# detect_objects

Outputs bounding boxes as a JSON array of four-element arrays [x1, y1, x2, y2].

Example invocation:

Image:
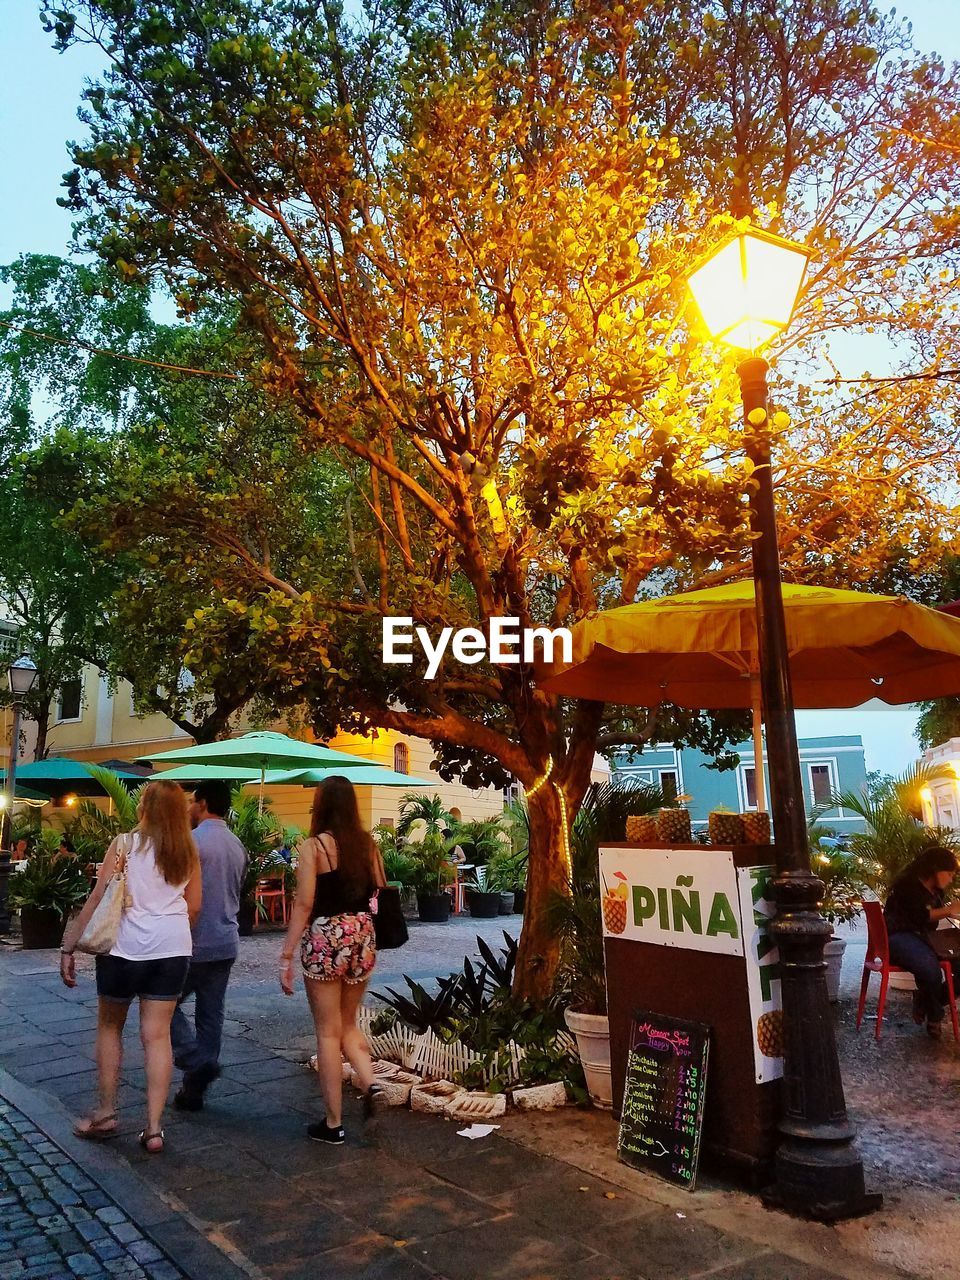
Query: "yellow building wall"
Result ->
[[39, 668, 506, 835]]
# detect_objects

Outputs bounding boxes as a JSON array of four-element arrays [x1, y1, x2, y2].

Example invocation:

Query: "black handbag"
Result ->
[[373, 887, 409, 950]]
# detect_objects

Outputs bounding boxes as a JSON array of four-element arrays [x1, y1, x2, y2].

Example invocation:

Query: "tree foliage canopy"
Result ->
[[31, 0, 960, 993]]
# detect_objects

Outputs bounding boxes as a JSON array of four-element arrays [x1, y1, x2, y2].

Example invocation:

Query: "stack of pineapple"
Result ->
[[656, 806, 692, 843], [625, 814, 659, 844], [741, 811, 771, 844], [708, 810, 745, 844]]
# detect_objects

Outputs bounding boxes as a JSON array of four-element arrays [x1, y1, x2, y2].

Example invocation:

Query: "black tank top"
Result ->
[[310, 835, 375, 917]]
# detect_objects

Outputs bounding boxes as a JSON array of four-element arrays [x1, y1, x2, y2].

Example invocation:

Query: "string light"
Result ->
[[526, 757, 572, 884]]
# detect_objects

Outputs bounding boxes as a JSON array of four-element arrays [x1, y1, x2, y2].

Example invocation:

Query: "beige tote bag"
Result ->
[[75, 834, 131, 956]]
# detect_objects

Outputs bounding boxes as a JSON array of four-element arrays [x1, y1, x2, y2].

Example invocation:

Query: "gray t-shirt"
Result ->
[[191, 818, 246, 963]]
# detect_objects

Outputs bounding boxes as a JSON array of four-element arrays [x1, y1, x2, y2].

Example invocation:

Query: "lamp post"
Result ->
[[687, 229, 878, 1219], [0, 656, 39, 934]]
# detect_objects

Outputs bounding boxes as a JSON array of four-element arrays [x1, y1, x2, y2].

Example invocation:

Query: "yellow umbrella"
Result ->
[[540, 581, 960, 809]]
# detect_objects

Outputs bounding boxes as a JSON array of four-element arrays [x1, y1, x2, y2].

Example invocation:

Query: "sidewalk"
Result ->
[[1, 923, 958, 1280]]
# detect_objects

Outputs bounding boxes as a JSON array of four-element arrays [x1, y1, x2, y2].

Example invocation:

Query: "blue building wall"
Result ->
[[612, 734, 867, 833]]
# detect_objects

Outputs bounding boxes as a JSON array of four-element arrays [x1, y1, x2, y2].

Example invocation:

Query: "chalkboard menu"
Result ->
[[617, 1010, 710, 1190]]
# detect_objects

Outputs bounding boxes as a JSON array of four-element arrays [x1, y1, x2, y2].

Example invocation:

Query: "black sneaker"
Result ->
[[173, 1086, 204, 1112], [307, 1120, 345, 1144], [363, 1084, 386, 1121], [192, 1063, 221, 1091]]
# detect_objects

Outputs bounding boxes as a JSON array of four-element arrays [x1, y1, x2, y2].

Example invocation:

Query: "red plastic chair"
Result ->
[[254, 876, 288, 927], [856, 899, 959, 1041]]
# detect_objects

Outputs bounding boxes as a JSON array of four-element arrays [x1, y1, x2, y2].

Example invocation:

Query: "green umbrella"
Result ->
[[265, 765, 432, 788], [138, 731, 385, 811], [150, 764, 261, 784], [0, 758, 141, 798], [1, 782, 49, 805]]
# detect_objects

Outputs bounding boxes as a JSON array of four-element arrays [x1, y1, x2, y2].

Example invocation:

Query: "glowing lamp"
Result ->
[[687, 228, 810, 352], [7, 657, 39, 699]]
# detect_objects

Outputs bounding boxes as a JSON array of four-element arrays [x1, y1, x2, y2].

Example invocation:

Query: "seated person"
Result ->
[[11, 837, 30, 862], [884, 846, 960, 1039], [57, 835, 76, 860]]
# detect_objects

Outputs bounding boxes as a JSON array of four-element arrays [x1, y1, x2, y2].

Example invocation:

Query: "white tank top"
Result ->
[[111, 832, 193, 962]]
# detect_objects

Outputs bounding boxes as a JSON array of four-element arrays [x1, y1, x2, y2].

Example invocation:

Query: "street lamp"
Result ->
[[0, 656, 39, 934], [688, 228, 878, 1219]]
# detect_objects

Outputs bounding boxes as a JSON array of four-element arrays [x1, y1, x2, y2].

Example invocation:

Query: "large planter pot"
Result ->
[[498, 891, 515, 915], [512, 888, 526, 915], [20, 907, 64, 950], [564, 1008, 612, 1109], [824, 936, 847, 1003], [238, 899, 256, 937], [417, 893, 451, 923], [467, 890, 502, 919]]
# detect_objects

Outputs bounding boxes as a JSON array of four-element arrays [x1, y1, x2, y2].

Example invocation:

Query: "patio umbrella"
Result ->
[[138, 731, 386, 810], [265, 765, 433, 788], [540, 580, 960, 809], [150, 764, 262, 784], [2, 782, 49, 805], [0, 758, 143, 798]]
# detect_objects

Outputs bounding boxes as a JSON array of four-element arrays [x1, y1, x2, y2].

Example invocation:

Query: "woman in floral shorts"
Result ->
[[279, 776, 386, 1144]]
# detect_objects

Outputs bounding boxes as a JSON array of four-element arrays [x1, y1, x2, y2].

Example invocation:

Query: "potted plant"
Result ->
[[487, 847, 527, 914], [465, 864, 502, 918], [229, 792, 296, 935], [550, 781, 665, 1108], [9, 843, 89, 949], [811, 833, 866, 1002], [409, 832, 455, 922]]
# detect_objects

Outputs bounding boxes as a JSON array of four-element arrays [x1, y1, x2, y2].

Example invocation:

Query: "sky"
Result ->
[[2, 2, 960, 777]]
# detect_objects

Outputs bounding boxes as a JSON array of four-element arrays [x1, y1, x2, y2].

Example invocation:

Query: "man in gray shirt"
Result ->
[[171, 780, 246, 1111]]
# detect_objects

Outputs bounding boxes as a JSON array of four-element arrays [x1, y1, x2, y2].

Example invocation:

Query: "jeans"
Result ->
[[887, 932, 957, 1023], [170, 958, 234, 1076]]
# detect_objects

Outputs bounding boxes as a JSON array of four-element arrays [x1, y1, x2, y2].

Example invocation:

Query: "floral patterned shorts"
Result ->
[[300, 912, 376, 984]]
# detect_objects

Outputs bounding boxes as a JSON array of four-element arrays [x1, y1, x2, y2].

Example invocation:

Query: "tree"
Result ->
[[1, 255, 354, 743], [47, 0, 960, 996], [0, 424, 117, 760]]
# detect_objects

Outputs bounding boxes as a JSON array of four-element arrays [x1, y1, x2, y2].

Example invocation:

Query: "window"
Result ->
[[379, 817, 395, 830], [809, 764, 833, 807], [742, 766, 758, 810], [56, 678, 83, 722], [659, 769, 678, 804], [0, 621, 19, 663], [393, 742, 409, 774]]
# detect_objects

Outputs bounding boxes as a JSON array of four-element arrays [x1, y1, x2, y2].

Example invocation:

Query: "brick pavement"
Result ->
[[0, 1098, 179, 1280], [2, 922, 957, 1280]]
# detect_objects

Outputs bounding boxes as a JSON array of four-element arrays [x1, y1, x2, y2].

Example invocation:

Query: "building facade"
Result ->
[[28, 665, 508, 831], [919, 737, 960, 831], [613, 734, 868, 833]]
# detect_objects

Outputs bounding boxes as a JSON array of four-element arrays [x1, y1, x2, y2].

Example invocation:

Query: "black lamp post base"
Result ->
[[763, 1139, 882, 1221]]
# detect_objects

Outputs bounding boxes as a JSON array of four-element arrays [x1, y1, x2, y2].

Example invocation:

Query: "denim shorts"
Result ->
[[96, 954, 190, 1003]]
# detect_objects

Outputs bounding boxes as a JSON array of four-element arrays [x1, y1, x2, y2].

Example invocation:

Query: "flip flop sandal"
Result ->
[[138, 1129, 165, 1154], [73, 1113, 118, 1141]]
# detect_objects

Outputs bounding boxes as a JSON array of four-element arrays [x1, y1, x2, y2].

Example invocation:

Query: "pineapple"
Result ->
[[626, 814, 660, 844], [656, 807, 692, 844], [708, 810, 745, 845], [742, 811, 772, 844], [757, 1010, 784, 1058]]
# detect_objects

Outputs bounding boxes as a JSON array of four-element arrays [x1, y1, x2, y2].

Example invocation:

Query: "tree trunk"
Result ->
[[31, 702, 50, 761], [513, 782, 570, 1002]]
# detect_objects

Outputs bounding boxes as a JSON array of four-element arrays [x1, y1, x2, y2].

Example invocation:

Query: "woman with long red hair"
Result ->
[[279, 775, 386, 1143], [60, 781, 201, 1153]]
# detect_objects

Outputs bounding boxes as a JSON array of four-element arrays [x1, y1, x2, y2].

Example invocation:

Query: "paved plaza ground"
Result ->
[[1, 916, 958, 1280]]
